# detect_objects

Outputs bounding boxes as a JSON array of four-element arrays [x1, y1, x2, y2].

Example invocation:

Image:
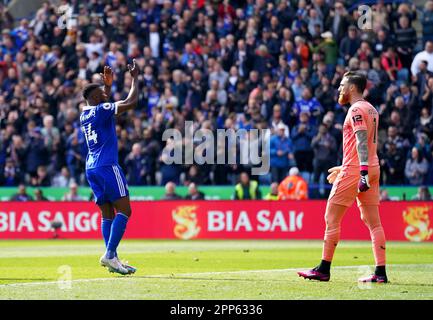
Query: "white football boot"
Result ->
[[117, 257, 137, 274], [100, 255, 129, 275]]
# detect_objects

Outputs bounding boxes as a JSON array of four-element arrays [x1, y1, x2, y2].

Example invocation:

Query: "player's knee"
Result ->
[[122, 208, 132, 217], [360, 206, 381, 229], [366, 220, 381, 231], [324, 213, 337, 228]]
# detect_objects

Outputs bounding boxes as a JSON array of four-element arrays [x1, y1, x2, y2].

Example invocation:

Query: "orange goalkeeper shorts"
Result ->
[[328, 165, 380, 208]]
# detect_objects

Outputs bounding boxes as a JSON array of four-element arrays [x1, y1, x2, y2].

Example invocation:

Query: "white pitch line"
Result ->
[[172, 263, 433, 277], [0, 263, 432, 289]]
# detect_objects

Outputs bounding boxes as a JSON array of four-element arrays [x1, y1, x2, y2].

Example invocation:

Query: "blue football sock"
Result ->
[[101, 218, 113, 248], [101, 218, 118, 257], [106, 213, 129, 259]]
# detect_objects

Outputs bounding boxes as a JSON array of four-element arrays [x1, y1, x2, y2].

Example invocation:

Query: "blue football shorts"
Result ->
[[86, 164, 129, 205]]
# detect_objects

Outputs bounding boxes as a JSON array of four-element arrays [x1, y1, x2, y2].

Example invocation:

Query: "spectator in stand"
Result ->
[[41, 114, 60, 158], [278, 167, 308, 200], [206, 79, 227, 106], [422, 1, 433, 45], [373, 29, 390, 57], [34, 188, 49, 201], [269, 104, 290, 138], [411, 41, 433, 77], [10, 184, 32, 201], [52, 167, 76, 187], [269, 122, 294, 183], [157, 86, 179, 111], [414, 133, 432, 161], [142, 128, 160, 185], [264, 182, 279, 200], [313, 31, 338, 77], [25, 127, 49, 180], [125, 143, 146, 185], [382, 126, 410, 155], [171, 69, 188, 108], [184, 183, 205, 200], [162, 181, 182, 200], [159, 138, 182, 185], [62, 182, 84, 201], [0, 158, 21, 186], [380, 141, 406, 185], [234, 172, 261, 200], [325, 1, 352, 44], [405, 147, 430, 185], [415, 108, 433, 142], [322, 112, 342, 150], [395, 16, 417, 70], [30, 165, 51, 187], [315, 75, 336, 113], [339, 25, 360, 64], [311, 123, 337, 196], [294, 36, 310, 69], [414, 186, 432, 200], [184, 165, 206, 186], [379, 189, 391, 201], [381, 46, 408, 84], [415, 60, 433, 101], [293, 87, 323, 126], [291, 111, 315, 179]]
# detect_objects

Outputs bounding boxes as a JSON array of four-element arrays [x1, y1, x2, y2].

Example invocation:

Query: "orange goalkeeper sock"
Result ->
[[370, 225, 386, 266], [322, 225, 340, 263]]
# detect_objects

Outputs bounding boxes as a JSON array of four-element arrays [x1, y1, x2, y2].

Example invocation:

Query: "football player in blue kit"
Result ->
[[80, 60, 139, 275]]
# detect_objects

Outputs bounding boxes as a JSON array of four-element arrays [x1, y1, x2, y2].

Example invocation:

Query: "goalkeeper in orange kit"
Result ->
[[297, 72, 387, 283]]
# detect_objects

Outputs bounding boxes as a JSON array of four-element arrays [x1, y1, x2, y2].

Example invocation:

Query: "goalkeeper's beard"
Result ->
[[338, 92, 349, 105]]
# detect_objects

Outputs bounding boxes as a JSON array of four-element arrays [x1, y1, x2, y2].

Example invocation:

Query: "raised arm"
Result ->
[[100, 65, 113, 97], [115, 59, 140, 115]]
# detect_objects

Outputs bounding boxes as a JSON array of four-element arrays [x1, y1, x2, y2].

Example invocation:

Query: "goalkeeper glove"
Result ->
[[358, 165, 370, 192]]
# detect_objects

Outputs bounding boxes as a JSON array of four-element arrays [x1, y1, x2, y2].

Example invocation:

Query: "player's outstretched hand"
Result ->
[[100, 66, 113, 86], [127, 59, 139, 79], [326, 166, 341, 184]]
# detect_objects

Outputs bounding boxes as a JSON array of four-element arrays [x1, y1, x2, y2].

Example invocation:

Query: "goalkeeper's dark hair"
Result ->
[[82, 83, 101, 100], [343, 71, 367, 93]]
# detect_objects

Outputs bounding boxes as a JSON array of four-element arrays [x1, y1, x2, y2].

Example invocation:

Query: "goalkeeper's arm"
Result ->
[[355, 130, 370, 192]]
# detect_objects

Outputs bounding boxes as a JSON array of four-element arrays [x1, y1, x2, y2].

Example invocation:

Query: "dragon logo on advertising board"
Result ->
[[402, 206, 433, 242], [172, 205, 201, 240]]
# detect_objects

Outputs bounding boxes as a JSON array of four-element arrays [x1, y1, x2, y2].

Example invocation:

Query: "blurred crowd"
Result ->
[[0, 0, 433, 194]]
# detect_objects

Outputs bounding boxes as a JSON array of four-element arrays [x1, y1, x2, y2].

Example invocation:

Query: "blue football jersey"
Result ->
[[80, 102, 118, 170]]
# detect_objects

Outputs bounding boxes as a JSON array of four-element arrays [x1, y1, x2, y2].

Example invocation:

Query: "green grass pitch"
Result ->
[[0, 240, 432, 300]]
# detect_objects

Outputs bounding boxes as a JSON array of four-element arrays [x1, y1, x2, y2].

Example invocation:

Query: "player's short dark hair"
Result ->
[[344, 71, 367, 93], [82, 83, 101, 100]]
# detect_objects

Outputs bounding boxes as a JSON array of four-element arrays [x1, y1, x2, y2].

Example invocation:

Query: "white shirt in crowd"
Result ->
[[150, 32, 160, 58], [410, 50, 433, 76]]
